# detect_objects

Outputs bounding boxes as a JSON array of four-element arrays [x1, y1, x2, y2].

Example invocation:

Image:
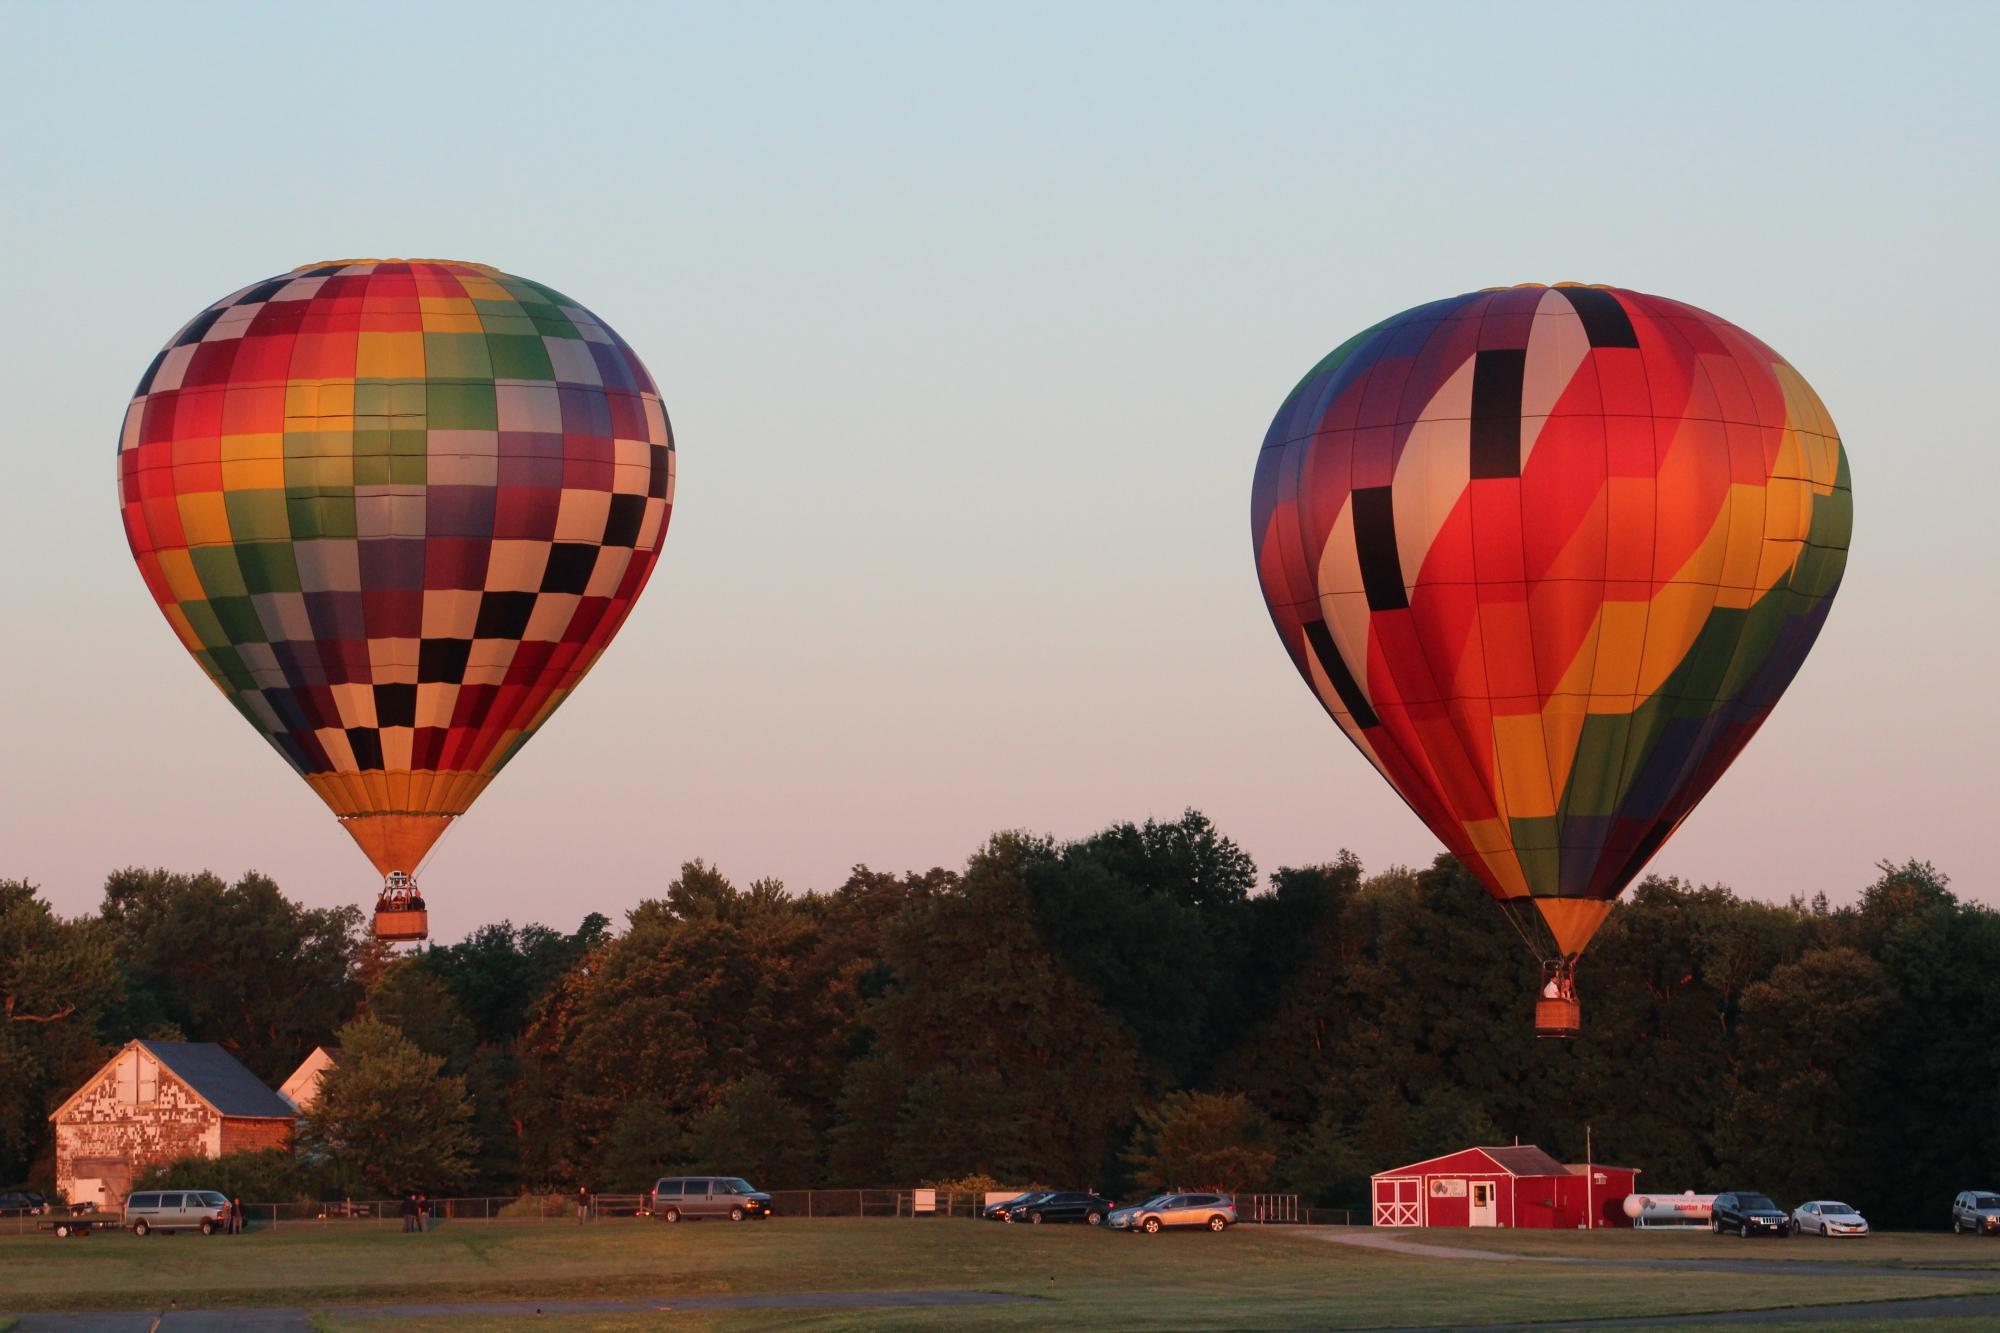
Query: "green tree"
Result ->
[[1026, 811, 1260, 1085], [846, 834, 1142, 1185], [421, 915, 609, 1049], [1718, 945, 1893, 1200], [1123, 1091, 1279, 1193], [0, 880, 122, 1185], [298, 1018, 474, 1193], [522, 863, 856, 1181], [595, 1101, 684, 1192], [366, 960, 476, 1071], [99, 867, 361, 1082], [683, 1073, 819, 1184]]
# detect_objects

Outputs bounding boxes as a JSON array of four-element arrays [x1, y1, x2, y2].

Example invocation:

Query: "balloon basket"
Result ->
[[374, 907, 429, 942], [1535, 996, 1581, 1038]]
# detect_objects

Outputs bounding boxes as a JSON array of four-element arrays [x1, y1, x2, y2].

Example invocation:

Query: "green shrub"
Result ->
[[131, 1149, 314, 1203], [496, 1192, 567, 1220]]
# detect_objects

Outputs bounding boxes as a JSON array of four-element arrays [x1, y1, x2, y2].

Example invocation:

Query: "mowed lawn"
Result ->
[[3, 1219, 1999, 1330]]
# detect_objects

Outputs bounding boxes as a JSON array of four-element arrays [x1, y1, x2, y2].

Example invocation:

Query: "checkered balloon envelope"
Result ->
[[117, 260, 675, 900]]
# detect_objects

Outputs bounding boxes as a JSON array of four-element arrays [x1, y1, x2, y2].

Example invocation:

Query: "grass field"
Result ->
[[2, 1219, 1998, 1329]]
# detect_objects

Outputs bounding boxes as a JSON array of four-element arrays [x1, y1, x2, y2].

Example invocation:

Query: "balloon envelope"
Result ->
[[1251, 284, 1850, 956], [117, 259, 674, 882]]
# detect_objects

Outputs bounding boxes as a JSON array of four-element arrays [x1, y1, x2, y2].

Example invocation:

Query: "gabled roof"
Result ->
[[138, 1041, 296, 1119], [1481, 1146, 1569, 1177], [1374, 1144, 1570, 1178]]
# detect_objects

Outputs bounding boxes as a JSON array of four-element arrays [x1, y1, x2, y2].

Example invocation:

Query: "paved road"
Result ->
[[1314, 1230, 2000, 1326], [1351, 1292, 2000, 1329], [1316, 1229, 2000, 1280], [4, 1289, 1032, 1330]]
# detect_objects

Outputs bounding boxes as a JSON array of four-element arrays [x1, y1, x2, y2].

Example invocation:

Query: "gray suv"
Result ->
[[1953, 1191, 2000, 1235], [650, 1176, 773, 1222], [124, 1190, 231, 1235]]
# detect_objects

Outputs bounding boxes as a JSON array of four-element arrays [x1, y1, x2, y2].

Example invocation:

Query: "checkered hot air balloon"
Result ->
[[117, 260, 675, 941], [1251, 283, 1851, 1035]]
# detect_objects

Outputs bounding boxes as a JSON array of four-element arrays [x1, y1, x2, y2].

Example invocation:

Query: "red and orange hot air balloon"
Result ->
[[117, 259, 674, 941], [1251, 283, 1851, 1034]]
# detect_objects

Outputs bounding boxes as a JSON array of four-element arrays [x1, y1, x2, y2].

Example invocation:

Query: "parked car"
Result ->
[[1710, 1192, 1792, 1237], [649, 1176, 773, 1222], [1952, 1191, 2000, 1235], [1792, 1200, 1869, 1237], [0, 1190, 50, 1216], [1010, 1191, 1116, 1226], [983, 1191, 1052, 1222], [1108, 1192, 1236, 1234], [123, 1190, 232, 1236]]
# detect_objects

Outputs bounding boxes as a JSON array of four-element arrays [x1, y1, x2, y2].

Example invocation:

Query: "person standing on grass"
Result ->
[[418, 1191, 431, 1232], [577, 1185, 590, 1225], [230, 1196, 244, 1235], [401, 1191, 418, 1233]]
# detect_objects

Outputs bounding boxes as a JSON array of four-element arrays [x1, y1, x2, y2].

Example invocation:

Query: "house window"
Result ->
[[115, 1052, 159, 1105]]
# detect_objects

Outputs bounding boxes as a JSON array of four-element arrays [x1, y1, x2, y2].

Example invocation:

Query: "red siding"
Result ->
[[220, 1118, 294, 1155], [1372, 1148, 1641, 1229]]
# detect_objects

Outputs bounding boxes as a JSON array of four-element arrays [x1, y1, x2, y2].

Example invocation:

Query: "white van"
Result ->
[[124, 1190, 231, 1235]]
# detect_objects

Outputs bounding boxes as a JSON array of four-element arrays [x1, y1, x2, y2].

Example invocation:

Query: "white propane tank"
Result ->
[[1622, 1191, 1717, 1227]]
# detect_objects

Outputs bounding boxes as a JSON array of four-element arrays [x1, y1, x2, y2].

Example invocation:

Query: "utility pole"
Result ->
[[1586, 1124, 1594, 1230]]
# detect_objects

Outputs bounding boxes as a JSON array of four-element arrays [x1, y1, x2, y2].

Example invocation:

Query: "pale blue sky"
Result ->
[[3, 1, 1994, 935]]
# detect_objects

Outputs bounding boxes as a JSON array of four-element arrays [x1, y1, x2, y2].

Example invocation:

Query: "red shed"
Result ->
[[1371, 1145, 1639, 1229]]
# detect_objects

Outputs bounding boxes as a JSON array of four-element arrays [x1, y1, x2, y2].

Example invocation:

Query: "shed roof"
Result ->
[[140, 1041, 296, 1119], [1374, 1144, 1571, 1179], [1481, 1146, 1569, 1177]]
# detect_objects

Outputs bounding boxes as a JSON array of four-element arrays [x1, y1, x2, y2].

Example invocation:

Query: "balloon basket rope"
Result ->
[[1535, 959, 1580, 1038], [374, 871, 429, 943]]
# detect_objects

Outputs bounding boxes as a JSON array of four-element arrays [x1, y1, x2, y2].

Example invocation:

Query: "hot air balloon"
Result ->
[[1251, 283, 1850, 1035], [117, 259, 674, 942]]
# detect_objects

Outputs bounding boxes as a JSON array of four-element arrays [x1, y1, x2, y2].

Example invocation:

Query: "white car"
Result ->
[[1792, 1200, 1869, 1237]]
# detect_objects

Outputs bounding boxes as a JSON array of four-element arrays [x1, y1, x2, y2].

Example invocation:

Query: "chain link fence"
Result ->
[[6, 1190, 1365, 1236]]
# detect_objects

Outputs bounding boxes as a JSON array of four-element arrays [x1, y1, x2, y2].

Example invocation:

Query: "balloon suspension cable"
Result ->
[[373, 871, 431, 946], [376, 870, 426, 913], [1499, 899, 1586, 1037]]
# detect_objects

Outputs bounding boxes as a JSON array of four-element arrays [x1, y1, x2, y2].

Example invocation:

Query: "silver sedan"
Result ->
[[1792, 1200, 1869, 1237]]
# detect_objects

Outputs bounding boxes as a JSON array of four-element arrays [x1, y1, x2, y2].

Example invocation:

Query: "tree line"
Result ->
[[1, 814, 1990, 1227]]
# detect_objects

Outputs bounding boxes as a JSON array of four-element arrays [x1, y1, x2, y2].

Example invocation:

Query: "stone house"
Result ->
[[50, 1040, 297, 1209]]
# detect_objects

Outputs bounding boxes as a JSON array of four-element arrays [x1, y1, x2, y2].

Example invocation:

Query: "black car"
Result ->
[[0, 1190, 49, 1216], [1711, 1191, 1792, 1237], [983, 1191, 1052, 1221], [1011, 1191, 1116, 1226]]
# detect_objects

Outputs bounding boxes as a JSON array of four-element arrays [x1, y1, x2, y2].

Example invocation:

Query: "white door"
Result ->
[[1470, 1181, 1497, 1227]]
